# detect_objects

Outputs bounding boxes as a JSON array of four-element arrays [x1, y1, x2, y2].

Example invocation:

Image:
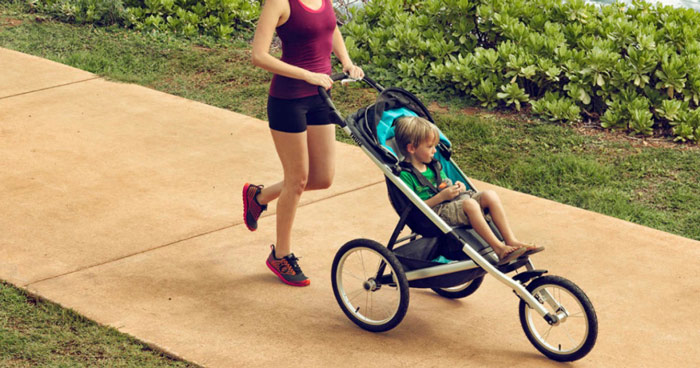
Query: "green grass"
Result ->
[[0, 282, 197, 367], [0, 2, 698, 364], [437, 112, 700, 240]]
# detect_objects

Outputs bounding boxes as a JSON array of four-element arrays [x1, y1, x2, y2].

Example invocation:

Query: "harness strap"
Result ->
[[399, 159, 443, 195]]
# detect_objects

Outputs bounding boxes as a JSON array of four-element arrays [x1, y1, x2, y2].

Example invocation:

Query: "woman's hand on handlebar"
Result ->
[[305, 72, 333, 90], [343, 63, 364, 80], [307, 64, 364, 92]]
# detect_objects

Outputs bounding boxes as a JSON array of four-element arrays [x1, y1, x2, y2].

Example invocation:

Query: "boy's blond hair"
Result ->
[[394, 116, 439, 159]]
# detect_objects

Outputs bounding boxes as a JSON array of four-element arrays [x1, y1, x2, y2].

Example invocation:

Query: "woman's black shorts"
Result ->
[[267, 94, 332, 133]]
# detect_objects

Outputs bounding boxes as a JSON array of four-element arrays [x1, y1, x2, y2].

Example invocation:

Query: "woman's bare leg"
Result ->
[[305, 124, 335, 190], [256, 181, 283, 205], [269, 129, 308, 258], [255, 124, 335, 204]]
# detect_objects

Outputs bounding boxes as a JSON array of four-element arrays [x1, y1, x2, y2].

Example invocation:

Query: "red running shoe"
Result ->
[[242, 183, 267, 231], [266, 245, 310, 287]]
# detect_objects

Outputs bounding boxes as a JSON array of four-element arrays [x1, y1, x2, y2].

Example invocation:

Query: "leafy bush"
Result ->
[[531, 91, 581, 123], [123, 0, 260, 39], [32, 0, 261, 39], [345, 0, 700, 143], [32, 0, 128, 25]]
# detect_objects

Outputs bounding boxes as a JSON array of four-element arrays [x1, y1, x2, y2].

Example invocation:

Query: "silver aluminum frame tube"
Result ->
[[404, 259, 480, 281], [345, 125, 550, 318]]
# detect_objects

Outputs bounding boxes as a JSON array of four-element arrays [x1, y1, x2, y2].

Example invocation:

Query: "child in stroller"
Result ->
[[393, 115, 544, 265]]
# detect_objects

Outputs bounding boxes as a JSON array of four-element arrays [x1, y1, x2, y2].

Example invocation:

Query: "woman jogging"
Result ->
[[243, 0, 364, 286]]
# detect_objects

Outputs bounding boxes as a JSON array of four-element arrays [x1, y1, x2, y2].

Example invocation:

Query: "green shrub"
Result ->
[[672, 107, 700, 142], [32, 0, 260, 39], [32, 0, 128, 25], [125, 0, 260, 39], [345, 0, 700, 143], [530, 91, 581, 123]]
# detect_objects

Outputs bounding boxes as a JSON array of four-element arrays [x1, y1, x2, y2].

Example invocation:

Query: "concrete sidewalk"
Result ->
[[2, 47, 699, 367]]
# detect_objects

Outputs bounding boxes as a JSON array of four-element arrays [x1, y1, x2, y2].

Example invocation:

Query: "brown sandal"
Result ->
[[497, 247, 527, 265]]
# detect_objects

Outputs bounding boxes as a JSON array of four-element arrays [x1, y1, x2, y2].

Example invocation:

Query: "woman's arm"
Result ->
[[332, 26, 364, 79], [251, 0, 332, 89]]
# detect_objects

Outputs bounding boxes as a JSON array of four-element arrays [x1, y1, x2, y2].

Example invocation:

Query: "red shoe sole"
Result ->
[[242, 183, 256, 232], [266, 260, 310, 287]]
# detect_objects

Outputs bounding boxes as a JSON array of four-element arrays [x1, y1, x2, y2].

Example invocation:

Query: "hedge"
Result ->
[[344, 0, 700, 142]]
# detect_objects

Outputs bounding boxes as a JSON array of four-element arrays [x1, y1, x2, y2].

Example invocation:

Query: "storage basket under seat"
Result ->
[[392, 230, 489, 289]]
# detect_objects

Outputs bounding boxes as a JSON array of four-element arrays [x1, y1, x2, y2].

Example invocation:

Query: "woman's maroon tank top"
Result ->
[[269, 0, 336, 99]]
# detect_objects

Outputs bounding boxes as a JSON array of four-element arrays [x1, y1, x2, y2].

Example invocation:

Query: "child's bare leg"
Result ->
[[478, 190, 531, 249], [461, 198, 518, 259]]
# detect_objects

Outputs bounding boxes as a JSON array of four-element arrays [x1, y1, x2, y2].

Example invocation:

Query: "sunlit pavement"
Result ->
[[2, 47, 699, 367]]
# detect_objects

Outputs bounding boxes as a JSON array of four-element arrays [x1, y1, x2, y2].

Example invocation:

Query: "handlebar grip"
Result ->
[[317, 73, 383, 127], [318, 73, 349, 99], [331, 73, 350, 82]]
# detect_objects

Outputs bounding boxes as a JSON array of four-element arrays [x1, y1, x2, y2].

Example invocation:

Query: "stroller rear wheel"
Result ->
[[519, 275, 598, 362], [331, 238, 409, 332], [430, 275, 484, 299]]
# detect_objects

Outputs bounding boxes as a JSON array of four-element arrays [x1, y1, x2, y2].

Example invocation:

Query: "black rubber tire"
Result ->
[[331, 238, 409, 332], [430, 275, 484, 299], [519, 275, 598, 362]]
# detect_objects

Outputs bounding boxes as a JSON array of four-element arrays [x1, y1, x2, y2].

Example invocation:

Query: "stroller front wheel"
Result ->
[[519, 275, 598, 362], [331, 238, 409, 332]]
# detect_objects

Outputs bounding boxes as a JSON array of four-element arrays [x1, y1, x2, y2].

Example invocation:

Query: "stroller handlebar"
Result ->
[[318, 73, 383, 127]]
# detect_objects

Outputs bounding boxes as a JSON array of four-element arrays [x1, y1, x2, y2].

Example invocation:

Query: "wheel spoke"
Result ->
[[346, 288, 365, 303], [359, 250, 367, 279], [376, 301, 393, 320], [364, 288, 369, 316], [563, 324, 577, 347], [542, 324, 553, 341], [344, 271, 365, 282]]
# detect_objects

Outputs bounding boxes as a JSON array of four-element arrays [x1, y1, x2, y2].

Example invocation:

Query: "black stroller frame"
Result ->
[[319, 74, 598, 362]]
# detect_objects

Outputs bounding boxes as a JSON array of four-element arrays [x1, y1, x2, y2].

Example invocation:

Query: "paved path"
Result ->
[[2, 47, 699, 367]]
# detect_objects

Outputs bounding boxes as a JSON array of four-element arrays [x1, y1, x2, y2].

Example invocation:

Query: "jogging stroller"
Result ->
[[319, 74, 598, 362]]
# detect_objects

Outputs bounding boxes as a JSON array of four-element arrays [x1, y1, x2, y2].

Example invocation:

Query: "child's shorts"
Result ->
[[432, 190, 483, 227]]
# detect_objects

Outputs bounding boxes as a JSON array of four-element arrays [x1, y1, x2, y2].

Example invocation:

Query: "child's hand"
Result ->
[[456, 181, 467, 193], [438, 178, 453, 191], [439, 184, 461, 201]]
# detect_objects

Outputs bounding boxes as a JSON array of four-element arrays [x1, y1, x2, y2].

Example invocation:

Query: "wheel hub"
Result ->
[[363, 279, 378, 291]]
